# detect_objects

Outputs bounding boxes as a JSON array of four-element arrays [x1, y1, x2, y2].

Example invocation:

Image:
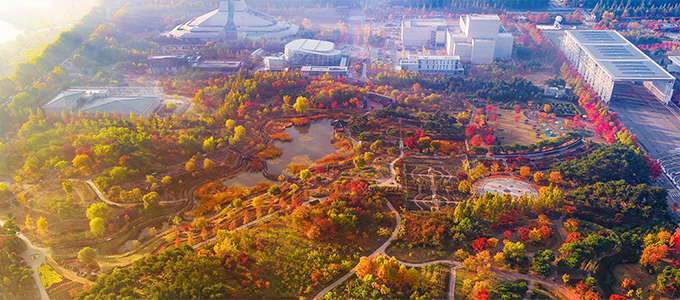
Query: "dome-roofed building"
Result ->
[[168, 0, 299, 43], [284, 39, 342, 66]]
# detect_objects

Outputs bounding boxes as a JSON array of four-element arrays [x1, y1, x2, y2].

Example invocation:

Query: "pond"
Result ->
[[267, 118, 337, 175], [223, 171, 273, 188], [219, 118, 337, 188]]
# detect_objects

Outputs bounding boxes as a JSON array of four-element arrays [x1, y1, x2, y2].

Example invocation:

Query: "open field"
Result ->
[[493, 109, 543, 145]]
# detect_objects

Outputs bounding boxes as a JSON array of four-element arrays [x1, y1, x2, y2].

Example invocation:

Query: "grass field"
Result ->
[[493, 109, 543, 145]]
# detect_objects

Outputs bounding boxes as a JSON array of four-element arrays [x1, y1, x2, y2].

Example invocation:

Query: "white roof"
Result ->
[[409, 55, 461, 60], [404, 18, 447, 27], [168, 0, 299, 40], [285, 39, 341, 56], [566, 30, 674, 80], [467, 14, 500, 20]]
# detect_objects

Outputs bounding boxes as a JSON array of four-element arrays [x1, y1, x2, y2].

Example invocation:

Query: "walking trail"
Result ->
[[313, 148, 463, 300]]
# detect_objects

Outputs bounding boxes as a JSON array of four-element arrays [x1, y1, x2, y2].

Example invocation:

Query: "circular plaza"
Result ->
[[476, 177, 538, 198]]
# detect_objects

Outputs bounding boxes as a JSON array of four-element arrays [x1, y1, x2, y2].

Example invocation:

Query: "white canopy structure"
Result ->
[[561, 30, 674, 104], [168, 0, 299, 43]]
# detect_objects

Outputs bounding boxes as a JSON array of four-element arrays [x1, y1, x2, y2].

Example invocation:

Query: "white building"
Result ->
[[284, 39, 343, 66], [445, 14, 513, 64], [666, 56, 680, 73], [168, 0, 299, 43], [401, 19, 448, 47], [561, 30, 675, 104], [43, 87, 163, 116], [264, 55, 287, 71], [399, 55, 464, 74]]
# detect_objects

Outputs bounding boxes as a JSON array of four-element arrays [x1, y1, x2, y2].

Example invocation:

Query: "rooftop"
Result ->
[[193, 60, 242, 68], [409, 55, 461, 60], [565, 30, 673, 80], [285, 39, 341, 55], [467, 14, 501, 20], [404, 18, 447, 27], [668, 56, 680, 65], [148, 54, 186, 60], [43, 87, 163, 116]]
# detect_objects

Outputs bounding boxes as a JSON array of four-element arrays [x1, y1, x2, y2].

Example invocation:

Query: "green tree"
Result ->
[[363, 152, 374, 162], [268, 185, 281, 196], [78, 247, 97, 263], [458, 180, 471, 194], [299, 169, 312, 181], [370, 140, 382, 152], [531, 249, 555, 277], [293, 96, 310, 113], [191, 217, 208, 230], [62, 181, 73, 194], [142, 192, 160, 210], [353, 156, 366, 169], [503, 241, 526, 265], [202, 136, 217, 153], [86, 203, 110, 222], [90, 217, 105, 237], [2, 219, 19, 235]]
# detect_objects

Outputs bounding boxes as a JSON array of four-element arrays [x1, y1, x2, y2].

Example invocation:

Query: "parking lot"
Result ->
[[609, 82, 680, 159]]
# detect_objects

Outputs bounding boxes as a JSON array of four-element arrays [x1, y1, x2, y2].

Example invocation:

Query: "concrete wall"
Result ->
[[453, 43, 472, 61], [471, 39, 495, 64], [402, 26, 435, 46], [494, 33, 514, 60], [464, 16, 500, 40]]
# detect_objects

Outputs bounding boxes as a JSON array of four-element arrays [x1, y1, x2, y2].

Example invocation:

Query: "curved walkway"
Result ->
[[0, 220, 50, 300], [84, 180, 186, 207], [313, 147, 463, 300]]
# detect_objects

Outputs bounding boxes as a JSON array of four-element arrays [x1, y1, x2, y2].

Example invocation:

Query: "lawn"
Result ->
[[610, 263, 659, 299], [492, 109, 543, 145]]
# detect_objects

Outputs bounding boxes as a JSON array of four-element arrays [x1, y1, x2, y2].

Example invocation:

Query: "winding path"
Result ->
[[0, 220, 49, 300], [313, 147, 463, 300]]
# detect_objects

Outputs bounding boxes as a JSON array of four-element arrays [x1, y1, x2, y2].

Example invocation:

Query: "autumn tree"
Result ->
[[299, 169, 312, 181], [533, 172, 545, 182], [86, 203, 110, 222], [203, 158, 215, 169], [459, 180, 471, 194], [549, 171, 562, 184], [520, 166, 531, 177], [37, 216, 48, 234], [78, 247, 97, 263], [191, 217, 208, 230], [142, 192, 160, 210], [503, 241, 526, 265], [25, 215, 34, 230], [90, 217, 105, 237], [185, 160, 196, 172], [62, 181, 73, 194], [293, 96, 310, 113]]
